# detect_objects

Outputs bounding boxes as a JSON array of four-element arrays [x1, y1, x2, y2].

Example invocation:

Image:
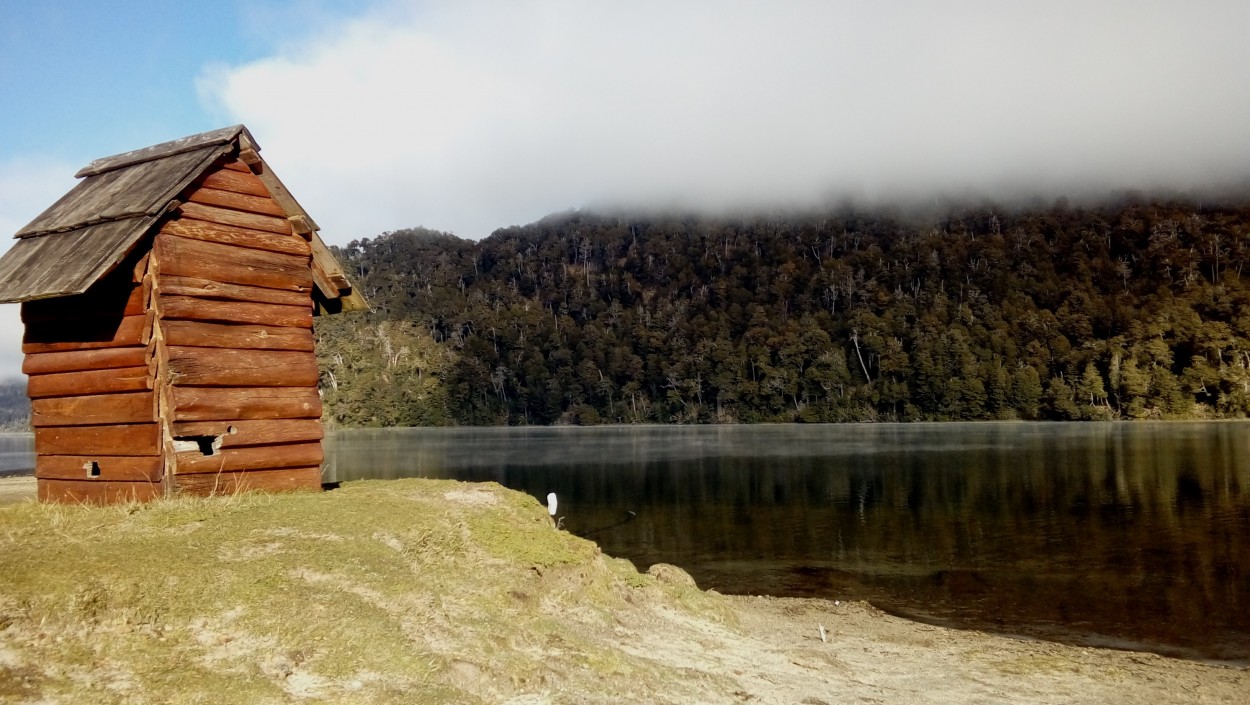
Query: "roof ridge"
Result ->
[[74, 125, 255, 178]]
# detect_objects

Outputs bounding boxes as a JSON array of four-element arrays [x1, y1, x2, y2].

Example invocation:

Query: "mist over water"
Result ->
[[329, 422, 1250, 663]]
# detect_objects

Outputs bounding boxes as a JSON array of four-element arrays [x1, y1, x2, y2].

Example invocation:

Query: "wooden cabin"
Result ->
[[0, 125, 366, 504]]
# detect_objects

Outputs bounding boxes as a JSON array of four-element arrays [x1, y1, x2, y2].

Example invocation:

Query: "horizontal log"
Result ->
[[28, 366, 151, 399], [161, 320, 314, 352], [173, 467, 322, 497], [159, 296, 312, 328], [23, 347, 149, 375], [23, 315, 147, 354], [201, 167, 269, 197], [35, 424, 161, 457], [178, 201, 292, 235], [175, 441, 323, 474], [22, 283, 145, 323], [155, 233, 312, 291], [31, 392, 155, 427], [37, 454, 163, 482], [167, 347, 319, 387], [220, 159, 252, 173], [173, 387, 322, 422], [38, 479, 163, 505], [170, 419, 324, 448], [186, 186, 287, 218], [157, 275, 311, 307], [161, 218, 311, 257]]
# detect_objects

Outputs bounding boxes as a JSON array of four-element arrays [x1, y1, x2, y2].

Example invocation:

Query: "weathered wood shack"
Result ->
[[0, 125, 366, 504]]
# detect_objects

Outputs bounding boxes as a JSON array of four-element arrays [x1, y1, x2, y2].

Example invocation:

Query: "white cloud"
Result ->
[[201, 0, 1250, 242], [0, 156, 77, 380]]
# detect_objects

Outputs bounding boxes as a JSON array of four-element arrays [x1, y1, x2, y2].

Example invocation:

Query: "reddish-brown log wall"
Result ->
[[28, 156, 327, 503], [24, 250, 160, 503], [155, 158, 323, 497]]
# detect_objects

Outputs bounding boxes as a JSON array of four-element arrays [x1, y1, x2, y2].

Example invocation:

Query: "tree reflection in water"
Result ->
[[328, 422, 1250, 663]]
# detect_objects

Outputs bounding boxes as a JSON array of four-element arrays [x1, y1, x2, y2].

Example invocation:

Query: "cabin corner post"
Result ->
[[146, 244, 177, 497]]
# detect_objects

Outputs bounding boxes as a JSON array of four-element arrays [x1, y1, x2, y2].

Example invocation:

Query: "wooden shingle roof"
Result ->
[[0, 125, 366, 313]]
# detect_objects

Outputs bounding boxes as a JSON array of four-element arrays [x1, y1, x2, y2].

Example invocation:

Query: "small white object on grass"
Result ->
[[546, 492, 558, 516], [818, 624, 827, 643]]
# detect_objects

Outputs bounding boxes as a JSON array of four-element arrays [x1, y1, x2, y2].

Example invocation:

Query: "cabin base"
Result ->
[[36, 467, 323, 505]]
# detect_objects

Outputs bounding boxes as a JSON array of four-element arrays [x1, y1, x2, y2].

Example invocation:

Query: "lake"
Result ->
[[327, 422, 1250, 664]]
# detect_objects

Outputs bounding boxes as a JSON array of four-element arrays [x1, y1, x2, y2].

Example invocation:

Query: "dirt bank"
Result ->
[[0, 478, 1244, 704]]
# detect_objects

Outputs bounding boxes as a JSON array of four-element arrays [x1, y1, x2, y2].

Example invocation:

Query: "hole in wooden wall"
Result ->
[[84, 461, 101, 478], [172, 435, 223, 456]]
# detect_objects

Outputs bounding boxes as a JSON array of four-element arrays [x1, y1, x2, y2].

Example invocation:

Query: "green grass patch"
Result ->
[[0, 478, 712, 704]]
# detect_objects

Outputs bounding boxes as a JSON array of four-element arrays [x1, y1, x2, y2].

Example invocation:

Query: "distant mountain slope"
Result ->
[[316, 197, 1250, 425], [0, 378, 30, 431]]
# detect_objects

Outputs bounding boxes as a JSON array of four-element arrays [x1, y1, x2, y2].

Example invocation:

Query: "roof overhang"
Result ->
[[0, 125, 367, 313]]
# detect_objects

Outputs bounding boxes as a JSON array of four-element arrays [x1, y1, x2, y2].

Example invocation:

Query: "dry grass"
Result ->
[[0, 479, 715, 704]]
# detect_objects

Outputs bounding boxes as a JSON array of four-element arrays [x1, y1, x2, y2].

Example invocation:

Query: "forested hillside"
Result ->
[[0, 379, 30, 430], [315, 197, 1250, 426]]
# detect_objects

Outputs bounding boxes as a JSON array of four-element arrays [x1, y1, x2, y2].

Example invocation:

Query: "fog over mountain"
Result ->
[[202, 0, 1250, 242]]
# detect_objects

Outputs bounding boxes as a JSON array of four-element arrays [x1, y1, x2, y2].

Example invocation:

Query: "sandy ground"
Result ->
[[612, 588, 1249, 705], [0, 476, 33, 505]]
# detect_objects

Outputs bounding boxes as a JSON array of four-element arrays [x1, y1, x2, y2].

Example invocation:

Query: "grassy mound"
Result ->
[[0, 479, 725, 704]]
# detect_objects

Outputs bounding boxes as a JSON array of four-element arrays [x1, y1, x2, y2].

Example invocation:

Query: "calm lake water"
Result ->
[[327, 422, 1250, 664], [0, 433, 34, 476]]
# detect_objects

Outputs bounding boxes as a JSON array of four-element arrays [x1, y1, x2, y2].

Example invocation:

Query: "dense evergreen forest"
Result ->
[[314, 196, 1250, 426]]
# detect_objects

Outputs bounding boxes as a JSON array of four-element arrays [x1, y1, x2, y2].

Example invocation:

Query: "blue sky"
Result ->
[[0, 1, 362, 161], [3, 1, 1250, 379]]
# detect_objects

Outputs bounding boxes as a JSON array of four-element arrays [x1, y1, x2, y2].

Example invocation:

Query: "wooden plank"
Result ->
[[161, 218, 311, 257], [186, 186, 287, 218], [159, 296, 312, 328], [310, 232, 368, 313], [173, 467, 322, 497], [155, 233, 313, 291], [309, 233, 352, 290], [310, 265, 338, 303], [201, 167, 270, 197], [35, 424, 161, 457], [23, 347, 149, 375], [252, 163, 320, 233], [133, 252, 150, 283], [38, 478, 162, 505], [21, 284, 145, 323], [174, 442, 322, 474], [162, 320, 314, 351], [28, 366, 151, 399], [170, 419, 324, 448], [167, 347, 319, 387], [31, 391, 155, 427], [220, 159, 253, 173], [173, 387, 322, 421], [22, 314, 146, 354], [37, 454, 163, 481], [178, 201, 293, 235], [157, 275, 311, 307]]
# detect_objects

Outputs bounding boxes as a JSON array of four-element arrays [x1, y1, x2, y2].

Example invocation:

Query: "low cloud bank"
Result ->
[[201, 1, 1250, 242]]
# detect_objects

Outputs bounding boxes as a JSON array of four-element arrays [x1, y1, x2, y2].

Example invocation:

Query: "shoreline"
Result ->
[[0, 474, 33, 504], [0, 477, 1245, 704]]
